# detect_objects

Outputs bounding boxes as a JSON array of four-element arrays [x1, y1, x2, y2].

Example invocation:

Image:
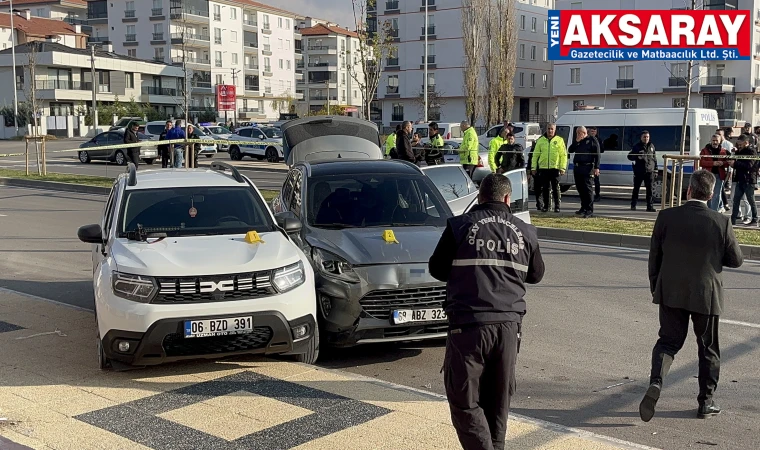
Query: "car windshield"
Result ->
[[207, 126, 230, 134], [262, 127, 282, 139], [118, 187, 275, 238], [307, 174, 451, 229]]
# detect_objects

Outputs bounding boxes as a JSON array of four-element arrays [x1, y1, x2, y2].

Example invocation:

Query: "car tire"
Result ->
[[265, 147, 278, 163], [229, 146, 242, 161], [78, 151, 91, 163], [294, 324, 320, 365], [144, 158, 155, 165], [95, 314, 113, 371], [114, 150, 127, 166]]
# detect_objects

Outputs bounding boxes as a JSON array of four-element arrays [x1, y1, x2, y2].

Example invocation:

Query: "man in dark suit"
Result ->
[[640, 169, 744, 422]]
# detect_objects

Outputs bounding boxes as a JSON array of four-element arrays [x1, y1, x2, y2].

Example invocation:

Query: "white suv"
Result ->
[[77, 162, 318, 369]]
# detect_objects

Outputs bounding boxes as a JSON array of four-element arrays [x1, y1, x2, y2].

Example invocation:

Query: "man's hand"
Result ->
[[594, 168, 600, 176], [531, 170, 537, 175], [560, 170, 566, 175], [715, 161, 723, 166]]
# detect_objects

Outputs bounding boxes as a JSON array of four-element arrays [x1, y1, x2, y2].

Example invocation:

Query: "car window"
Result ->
[[528, 125, 541, 135], [146, 124, 164, 135], [102, 184, 118, 234], [281, 169, 295, 212], [262, 128, 282, 139], [575, 126, 622, 151], [424, 166, 473, 201], [306, 174, 450, 228], [238, 128, 252, 138], [624, 125, 689, 154], [449, 126, 462, 138], [289, 169, 302, 217], [487, 126, 502, 138], [118, 187, 274, 237], [503, 169, 527, 212], [106, 132, 122, 144]]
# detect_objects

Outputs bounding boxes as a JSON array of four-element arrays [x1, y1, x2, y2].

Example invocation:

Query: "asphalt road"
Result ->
[[2, 186, 759, 450]]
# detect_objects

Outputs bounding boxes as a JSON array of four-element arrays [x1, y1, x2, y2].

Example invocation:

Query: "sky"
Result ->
[[255, 0, 357, 29]]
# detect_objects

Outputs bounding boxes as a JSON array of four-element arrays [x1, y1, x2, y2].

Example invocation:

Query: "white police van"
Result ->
[[555, 108, 720, 200]]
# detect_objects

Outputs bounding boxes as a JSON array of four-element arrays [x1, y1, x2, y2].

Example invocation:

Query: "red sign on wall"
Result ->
[[216, 85, 236, 111]]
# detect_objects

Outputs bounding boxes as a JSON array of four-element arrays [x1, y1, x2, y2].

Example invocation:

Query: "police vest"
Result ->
[[445, 202, 538, 326]]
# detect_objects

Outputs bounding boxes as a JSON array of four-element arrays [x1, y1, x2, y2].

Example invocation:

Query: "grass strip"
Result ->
[[0, 168, 279, 202], [532, 214, 760, 246]]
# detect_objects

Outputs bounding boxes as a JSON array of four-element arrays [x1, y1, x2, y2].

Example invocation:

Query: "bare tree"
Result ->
[[495, 0, 518, 124], [414, 87, 447, 121], [461, 0, 486, 125], [171, 2, 194, 166], [22, 42, 42, 174], [348, 0, 395, 121]]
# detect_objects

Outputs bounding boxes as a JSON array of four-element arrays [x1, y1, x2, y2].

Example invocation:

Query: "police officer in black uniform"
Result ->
[[429, 173, 545, 450], [569, 126, 601, 218]]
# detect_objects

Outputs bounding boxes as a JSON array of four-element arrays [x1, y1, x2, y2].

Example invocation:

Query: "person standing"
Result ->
[[568, 126, 600, 218], [588, 126, 603, 202], [385, 124, 400, 159], [640, 169, 743, 423], [426, 122, 445, 166], [627, 130, 658, 212], [494, 133, 525, 173], [741, 122, 758, 148], [186, 124, 201, 168], [123, 121, 141, 169], [394, 121, 417, 163], [716, 129, 733, 213], [429, 173, 545, 450], [460, 121, 480, 178], [158, 120, 172, 168], [488, 127, 509, 172], [166, 120, 186, 168], [729, 135, 759, 226], [531, 123, 567, 213], [700, 134, 729, 211]]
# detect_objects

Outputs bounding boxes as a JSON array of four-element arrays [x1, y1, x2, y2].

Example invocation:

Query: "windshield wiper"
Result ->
[[312, 223, 359, 229], [125, 224, 168, 242]]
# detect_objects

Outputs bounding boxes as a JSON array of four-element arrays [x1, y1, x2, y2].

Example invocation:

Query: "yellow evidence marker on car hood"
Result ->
[[383, 229, 399, 244]]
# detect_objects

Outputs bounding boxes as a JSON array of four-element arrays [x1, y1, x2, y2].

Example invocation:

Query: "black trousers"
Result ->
[[538, 169, 561, 210], [594, 174, 601, 197], [160, 147, 170, 168], [531, 172, 542, 210], [444, 322, 520, 450], [574, 164, 594, 213], [650, 305, 720, 405], [463, 164, 477, 179], [127, 148, 140, 168], [632, 172, 654, 209]]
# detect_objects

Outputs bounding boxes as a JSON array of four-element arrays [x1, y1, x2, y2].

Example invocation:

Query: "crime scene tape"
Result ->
[[0, 138, 278, 159]]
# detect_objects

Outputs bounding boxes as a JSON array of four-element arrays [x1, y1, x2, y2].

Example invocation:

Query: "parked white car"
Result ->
[[227, 126, 284, 162], [198, 124, 234, 152], [76, 163, 319, 369], [479, 122, 542, 153]]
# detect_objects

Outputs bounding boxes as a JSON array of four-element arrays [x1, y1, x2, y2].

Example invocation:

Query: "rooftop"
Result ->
[[0, 0, 86, 6], [299, 23, 358, 38], [0, 41, 173, 67], [0, 11, 84, 37], [305, 159, 423, 177], [123, 169, 253, 191]]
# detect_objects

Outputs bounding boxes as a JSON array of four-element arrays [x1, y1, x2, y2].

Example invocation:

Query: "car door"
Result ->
[[463, 169, 531, 224], [90, 132, 116, 158], [420, 165, 478, 216]]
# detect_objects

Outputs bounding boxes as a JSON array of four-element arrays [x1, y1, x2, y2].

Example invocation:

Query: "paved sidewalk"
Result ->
[[0, 291, 655, 450]]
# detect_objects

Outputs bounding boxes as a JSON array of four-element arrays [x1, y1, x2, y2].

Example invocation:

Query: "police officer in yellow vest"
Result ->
[[531, 123, 567, 213], [385, 124, 400, 158], [460, 121, 479, 178], [425, 122, 445, 165], [488, 127, 509, 172]]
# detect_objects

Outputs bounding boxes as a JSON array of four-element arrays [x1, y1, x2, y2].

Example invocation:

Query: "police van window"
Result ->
[[575, 126, 622, 151], [554, 126, 571, 145], [487, 126, 503, 138], [699, 125, 716, 151], [528, 125, 541, 136], [624, 126, 689, 153], [238, 128, 252, 138], [511, 126, 524, 135], [424, 166, 472, 202], [449, 125, 462, 138], [503, 170, 527, 212], [415, 127, 429, 138]]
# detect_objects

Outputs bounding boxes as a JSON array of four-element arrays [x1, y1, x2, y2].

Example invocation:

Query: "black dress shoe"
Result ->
[[631, 205, 637, 211], [575, 209, 585, 215], [594, 195, 601, 202], [554, 207, 561, 213], [697, 402, 722, 419], [646, 207, 657, 213], [583, 212, 593, 219], [639, 383, 661, 422], [541, 208, 548, 213]]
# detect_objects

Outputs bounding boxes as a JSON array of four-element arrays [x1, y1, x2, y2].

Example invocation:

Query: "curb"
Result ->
[[537, 226, 760, 261], [0, 177, 110, 195]]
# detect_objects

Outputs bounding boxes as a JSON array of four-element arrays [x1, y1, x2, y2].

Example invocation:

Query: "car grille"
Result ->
[[162, 327, 273, 357], [153, 272, 276, 304], [359, 286, 447, 320]]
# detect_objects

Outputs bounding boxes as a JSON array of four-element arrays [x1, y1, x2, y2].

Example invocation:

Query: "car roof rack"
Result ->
[[126, 163, 137, 186], [209, 161, 245, 183]]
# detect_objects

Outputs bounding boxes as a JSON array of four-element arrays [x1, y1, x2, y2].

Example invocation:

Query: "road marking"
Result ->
[[721, 319, 760, 329]]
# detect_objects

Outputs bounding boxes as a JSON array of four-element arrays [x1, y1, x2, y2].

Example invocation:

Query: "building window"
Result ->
[[673, 97, 687, 108], [126, 73, 134, 89], [392, 103, 404, 121], [543, 47, 547, 62], [519, 44, 525, 59], [231, 31, 238, 43], [279, 59, 284, 69], [519, 72, 525, 87], [530, 73, 535, 88], [230, 7, 237, 20], [215, 51, 223, 67], [570, 2, 582, 9], [531, 17, 537, 32], [621, 99, 637, 109], [619, 65, 633, 80], [534, 101, 540, 115], [216, 74, 224, 85], [570, 68, 581, 84], [278, 17, 283, 28], [387, 74, 399, 94], [232, 53, 238, 64], [755, 98, 760, 114], [286, 19, 290, 29], [573, 100, 585, 110], [127, 49, 136, 57], [530, 45, 536, 60], [287, 60, 291, 69], [520, 15, 525, 29], [543, 19, 548, 34], [213, 4, 221, 21], [542, 74, 548, 88], [214, 28, 222, 44], [154, 47, 164, 61]]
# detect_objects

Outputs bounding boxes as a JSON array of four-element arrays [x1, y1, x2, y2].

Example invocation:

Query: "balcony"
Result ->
[[700, 76, 736, 93], [88, 36, 111, 45], [294, 27, 302, 37], [262, 44, 272, 56], [385, 0, 400, 13], [123, 10, 136, 22], [171, 32, 211, 47], [244, 85, 259, 92], [263, 67, 273, 77], [151, 32, 165, 43], [610, 77, 637, 94], [124, 34, 138, 46], [172, 55, 210, 66], [389, 29, 399, 41], [243, 18, 258, 30], [307, 44, 337, 54], [420, 55, 436, 69], [142, 86, 178, 96], [87, 11, 108, 24], [244, 63, 259, 72], [295, 72, 303, 81], [239, 107, 260, 116], [262, 23, 272, 34], [170, 7, 209, 23], [616, 79, 634, 89], [215, 37, 222, 44], [421, 0, 436, 11], [243, 41, 258, 53], [215, 59, 223, 67], [35, 80, 92, 91], [309, 95, 338, 101], [151, 8, 164, 19], [418, 84, 436, 95], [420, 26, 436, 39], [296, 61, 305, 69], [264, 86, 273, 96], [308, 62, 336, 69], [153, 55, 165, 62], [191, 81, 212, 91], [386, 57, 400, 70]]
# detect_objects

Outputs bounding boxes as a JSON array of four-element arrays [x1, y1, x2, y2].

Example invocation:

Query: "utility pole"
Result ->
[[326, 79, 330, 115], [9, 0, 19, 135], [231, 68, 241, 126], [90, 44, 99, 131], [423, 0, 429, 122]]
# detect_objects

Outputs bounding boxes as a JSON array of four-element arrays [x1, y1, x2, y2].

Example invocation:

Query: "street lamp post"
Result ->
[[423, 0, 429, 123], [231, 68, 240, 126], [9, 0, 19, 135]]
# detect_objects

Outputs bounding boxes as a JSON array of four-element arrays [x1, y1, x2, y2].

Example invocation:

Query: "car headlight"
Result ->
[[272, 261, 306, 293], [312, 248, 360, 283], [111, 272, 157, 303]]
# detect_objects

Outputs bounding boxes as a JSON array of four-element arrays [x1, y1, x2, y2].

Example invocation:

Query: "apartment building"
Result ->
[[0, 41, 184, 123], [0, 0, 87, 21], [297, 23, 364, 116], [553, 0, 760, 128], [90, 0, 300, 122], [0, 10, 86, 49], [373, 0, 556, 127]]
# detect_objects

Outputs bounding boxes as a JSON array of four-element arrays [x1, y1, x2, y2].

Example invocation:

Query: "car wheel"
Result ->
[[265, 147, 278, 163], [78, 151, 91, 163], [652, 177, 664, 202], [144, 159, 155, 165], [95, 313, 113, 371], [294, 324, 320, 365], [114, 150, 127, 166], [229, 146, 242, 161]]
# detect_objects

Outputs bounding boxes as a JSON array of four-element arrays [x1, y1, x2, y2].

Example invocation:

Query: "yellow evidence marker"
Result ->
[[245, 231, 264, 244], [383, 229, 399, 244]]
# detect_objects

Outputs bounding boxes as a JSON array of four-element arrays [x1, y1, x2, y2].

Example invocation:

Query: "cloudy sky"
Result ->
[[256, 0, 357, 29]]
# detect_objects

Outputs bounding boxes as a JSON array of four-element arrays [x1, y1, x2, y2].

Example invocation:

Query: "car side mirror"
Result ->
[[78, 224, 103, 244], [276, 217, 302, 234]]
